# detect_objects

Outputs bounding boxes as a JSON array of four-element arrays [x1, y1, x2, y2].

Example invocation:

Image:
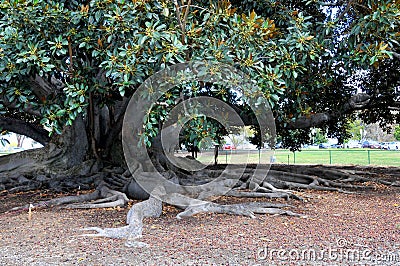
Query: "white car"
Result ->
[[345, 141, 362, 148], [388, 142, 400, 150], [380, 142, 390, 149]]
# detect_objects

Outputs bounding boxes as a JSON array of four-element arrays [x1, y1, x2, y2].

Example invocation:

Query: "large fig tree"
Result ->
[[1, 0, 399, 246]]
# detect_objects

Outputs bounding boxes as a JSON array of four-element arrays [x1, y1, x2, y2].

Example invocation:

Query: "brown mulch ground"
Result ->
[[0, 187, 400, 266]]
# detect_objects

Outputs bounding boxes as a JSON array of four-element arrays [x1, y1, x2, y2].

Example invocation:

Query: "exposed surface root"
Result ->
[[65, 184, 129, 209], [4, 163, 400, 248], [8, 183, 129, 211], [81, 197, 162, 247], [176, 201, 302, 219], [226, 189, 302, 200]]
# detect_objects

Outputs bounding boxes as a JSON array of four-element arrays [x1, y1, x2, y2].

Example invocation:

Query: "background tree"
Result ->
[[15, 133, 26, 148], [226, 126, 255, 150], [347, 120, 364, 141], [394, 125, 400, 141], [313, 129, 328, 145]]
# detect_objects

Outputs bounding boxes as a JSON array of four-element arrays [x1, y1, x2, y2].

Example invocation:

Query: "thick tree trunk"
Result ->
[[0, 116, 89, 175], [0, 95, 129, 179]]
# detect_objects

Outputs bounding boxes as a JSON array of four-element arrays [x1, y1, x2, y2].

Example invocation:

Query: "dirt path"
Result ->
[[0, 188, 400, 265]]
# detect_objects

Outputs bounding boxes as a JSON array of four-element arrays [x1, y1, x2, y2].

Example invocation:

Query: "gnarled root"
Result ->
[[226, 189, 302, 200], [176, 201, 303, 219], [8, 182, 129, 213], [65, 184, 129, 209], [81, 197, 162, 248]]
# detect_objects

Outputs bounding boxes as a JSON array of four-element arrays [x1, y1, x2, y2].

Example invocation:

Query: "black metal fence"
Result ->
[[194, 149, 400, 167]]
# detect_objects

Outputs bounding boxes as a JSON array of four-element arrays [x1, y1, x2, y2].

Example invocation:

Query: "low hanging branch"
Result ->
[[0, 117, 49, 145], [285, 93, 371, 129]]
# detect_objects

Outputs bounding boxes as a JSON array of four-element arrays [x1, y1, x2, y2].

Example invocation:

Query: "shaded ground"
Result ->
[[1, 185, 400, 265]]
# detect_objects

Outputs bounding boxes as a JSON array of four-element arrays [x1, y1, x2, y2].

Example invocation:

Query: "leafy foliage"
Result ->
[[0, 0, 399, 149]]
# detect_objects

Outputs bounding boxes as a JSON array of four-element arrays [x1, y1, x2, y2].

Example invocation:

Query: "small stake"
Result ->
[[28, 203, 33, 221]]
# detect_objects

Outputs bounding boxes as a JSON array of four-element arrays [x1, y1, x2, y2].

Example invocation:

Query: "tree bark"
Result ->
[[0, 116, 89, 177]]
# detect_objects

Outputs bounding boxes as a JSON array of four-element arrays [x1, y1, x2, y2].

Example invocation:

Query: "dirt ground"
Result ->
[[0, 186, 400, 266]]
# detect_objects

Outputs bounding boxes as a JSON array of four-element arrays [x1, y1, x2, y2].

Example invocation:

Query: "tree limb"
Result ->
[[28, 74, 64, 100], [335, 0, 353, 22], [392, 52, 400, 60], [174, 0, 191, 46], [28, 75, 54, 99], [103, 97, 130, 156], [0, 116, 49, 145], [285, 93, 370, 129], [173, 0, 185, 43], [2, 97, 42, 117], [317, 0, 347, 7]]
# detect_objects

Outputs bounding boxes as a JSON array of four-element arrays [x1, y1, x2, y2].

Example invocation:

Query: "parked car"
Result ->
[[223, 143, 236, 150], [345, 141, 362, 148], [330, 144, 343, 148], [369, 141, 382, 149], [362, 141, 381, 149], [309, 144, 320, 149], [380, 142, 390, 150], [319, 143, 330, 149], [361, 141, 370, 148], [388, 142, 400, 150]]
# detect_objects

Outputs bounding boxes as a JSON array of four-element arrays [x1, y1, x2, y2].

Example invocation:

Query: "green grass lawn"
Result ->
[[274, 149, 400, 166], [195, 150, 274, 165], [196, 148, 400, 166]]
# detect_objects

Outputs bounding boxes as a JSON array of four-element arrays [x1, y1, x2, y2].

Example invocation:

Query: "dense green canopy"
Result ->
[[0, 0, 399, 151]]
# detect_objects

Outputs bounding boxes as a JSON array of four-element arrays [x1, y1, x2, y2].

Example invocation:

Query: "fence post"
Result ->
[[293, 152, 296, 164], [226, 150, 228, 164], [368, 150, 371, 164], [287, 154, 290, 165], [258, 148, 261, 164], [329, 150, 332, 164]]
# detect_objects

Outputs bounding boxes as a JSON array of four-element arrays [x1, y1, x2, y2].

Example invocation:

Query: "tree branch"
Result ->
[[179, 4, 208, 12], [0, 117, 50, 145], [182, 0, 192, 27], [173, 0, 185, 43], [28, 75, 54, 100], [317, 0, 347, 7], [2, 98, 42, 117], [392, 52, 400, 60], [104, 98, 130, 156], [335, 0, 353, 22], [173, 0, 191, 46], [285, 93, 370, 129], [28, 74, 64, 100]]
